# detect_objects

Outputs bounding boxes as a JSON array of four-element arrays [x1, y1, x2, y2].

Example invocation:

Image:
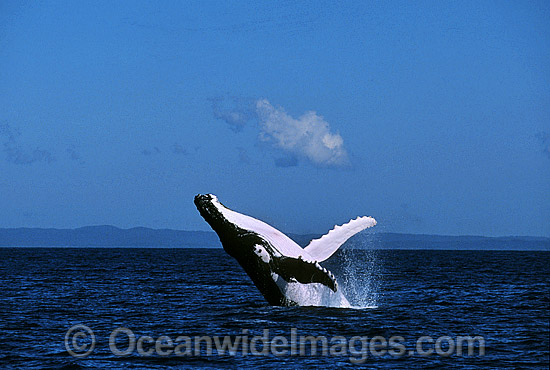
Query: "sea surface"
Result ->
[[1, 246, 549, 369]]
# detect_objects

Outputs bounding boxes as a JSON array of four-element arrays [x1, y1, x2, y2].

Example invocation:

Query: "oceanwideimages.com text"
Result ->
[[65, 324, 485, 364]]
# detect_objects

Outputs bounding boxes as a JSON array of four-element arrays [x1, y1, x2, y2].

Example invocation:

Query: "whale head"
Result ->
[[194, 193, 261, 259], [194, 194, 224, 232]]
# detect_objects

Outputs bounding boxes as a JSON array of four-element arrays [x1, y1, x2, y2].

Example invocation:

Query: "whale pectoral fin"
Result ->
[[272, 256, 338, 292], [303, 216, 377, 262]]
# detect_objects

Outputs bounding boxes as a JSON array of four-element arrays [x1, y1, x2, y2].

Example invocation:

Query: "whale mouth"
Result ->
[[194, 194, 219, 213], [194, 194, 225, 230], [194, 193, 217, 204]]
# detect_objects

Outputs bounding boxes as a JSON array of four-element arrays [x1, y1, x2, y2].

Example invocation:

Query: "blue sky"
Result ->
[[0, 1, 549, 236]]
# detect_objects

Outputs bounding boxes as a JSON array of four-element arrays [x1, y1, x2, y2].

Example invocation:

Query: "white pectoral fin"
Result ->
[[303, 216, 377, 262]]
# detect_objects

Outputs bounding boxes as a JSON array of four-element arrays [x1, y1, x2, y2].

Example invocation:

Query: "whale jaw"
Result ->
[[193, 194, 226, 235]]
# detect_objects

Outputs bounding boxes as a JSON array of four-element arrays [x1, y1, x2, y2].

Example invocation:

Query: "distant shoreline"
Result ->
[[0, 226, 548, 250]]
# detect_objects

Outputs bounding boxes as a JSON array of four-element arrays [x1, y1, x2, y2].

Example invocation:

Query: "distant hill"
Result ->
[[0, 226, 548, 250], [0, 226, 218, 247], [365, 232, 550, 251]]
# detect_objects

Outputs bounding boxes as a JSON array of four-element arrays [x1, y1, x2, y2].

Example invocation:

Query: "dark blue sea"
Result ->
[[1, 246, 549, 369]]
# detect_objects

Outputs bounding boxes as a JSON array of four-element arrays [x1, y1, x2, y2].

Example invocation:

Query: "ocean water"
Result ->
[[1, 246, 548, 369]]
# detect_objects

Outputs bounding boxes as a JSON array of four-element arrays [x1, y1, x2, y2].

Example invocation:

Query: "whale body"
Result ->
[[194, 194, 377, 307]]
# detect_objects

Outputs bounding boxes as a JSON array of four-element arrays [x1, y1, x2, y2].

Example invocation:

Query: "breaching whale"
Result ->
[[194, 194, 377, 307]]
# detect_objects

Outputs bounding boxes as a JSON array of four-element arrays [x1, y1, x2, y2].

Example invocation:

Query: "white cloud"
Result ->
[[255, 99, 348, 167]]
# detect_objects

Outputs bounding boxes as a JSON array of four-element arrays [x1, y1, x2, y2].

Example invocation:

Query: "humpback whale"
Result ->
[[194, 194, 377, 307]]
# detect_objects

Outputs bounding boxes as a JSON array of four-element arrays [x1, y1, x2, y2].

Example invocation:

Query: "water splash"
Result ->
[[283, 282, 352, 308], [281, 232, 381, 309], [328, 232, 381, 309]]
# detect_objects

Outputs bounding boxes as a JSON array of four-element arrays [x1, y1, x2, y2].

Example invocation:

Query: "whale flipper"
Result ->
[[272, 256, 338, 292], [303, 216, 377, 262]]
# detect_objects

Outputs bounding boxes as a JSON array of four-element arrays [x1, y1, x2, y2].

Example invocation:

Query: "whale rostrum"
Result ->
[[194, 194, 377, 307]]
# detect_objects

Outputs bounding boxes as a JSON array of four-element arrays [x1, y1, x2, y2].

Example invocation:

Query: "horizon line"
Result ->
[[1, 224, 548, 240]]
